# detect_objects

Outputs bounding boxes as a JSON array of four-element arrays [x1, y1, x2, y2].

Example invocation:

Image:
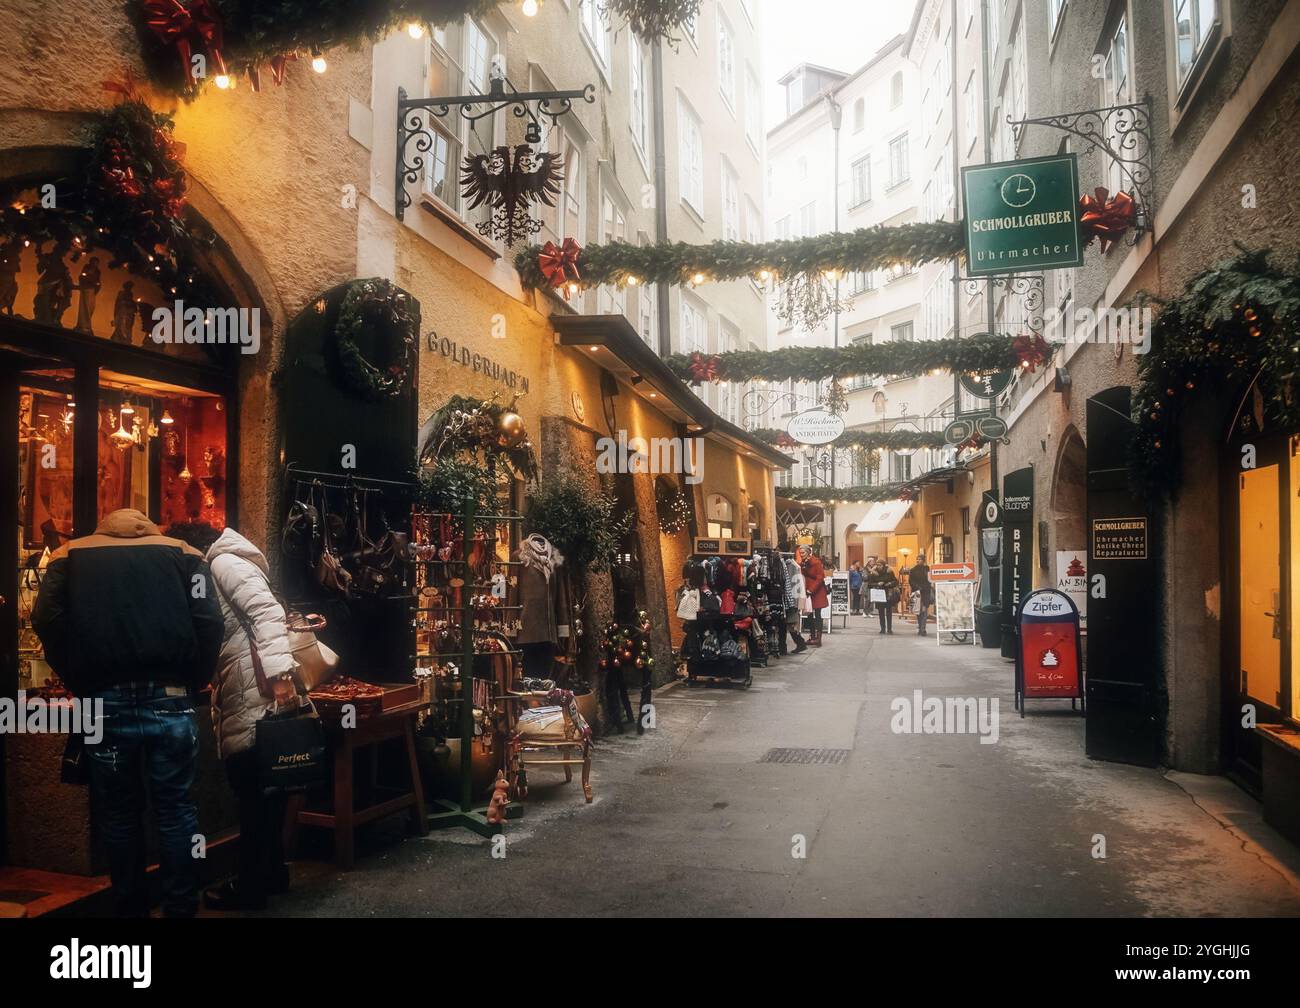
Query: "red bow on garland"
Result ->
[[688, 352, 721, 384], [538, 238, 582, 295], [143, 0, 227, 83], [1079, 187, 1136, 253], [1012, 333, 1051, 373]]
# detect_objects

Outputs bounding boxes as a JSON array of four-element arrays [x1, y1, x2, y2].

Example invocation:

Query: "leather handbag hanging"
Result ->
[[314, 482, 354, 597]]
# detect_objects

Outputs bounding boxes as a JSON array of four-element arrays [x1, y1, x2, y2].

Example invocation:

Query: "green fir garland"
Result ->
[[1131, 246, 1300, 499], [781, 483, 920, 504], [668, 331, 1033, 384], [749, 428, 948, 452], [516, 220, 966, 291]]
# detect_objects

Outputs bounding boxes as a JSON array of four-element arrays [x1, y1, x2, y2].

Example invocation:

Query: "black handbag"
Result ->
[[214, 571, 327, 795], [254, 703, 326, 796]]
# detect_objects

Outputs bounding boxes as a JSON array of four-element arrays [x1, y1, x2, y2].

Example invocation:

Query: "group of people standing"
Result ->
[[847, 552, 933, 636], [31, 508, 302, 917]]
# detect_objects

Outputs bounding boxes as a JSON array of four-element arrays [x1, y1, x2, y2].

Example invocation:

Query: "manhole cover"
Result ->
[[759, 747, 850, 765]]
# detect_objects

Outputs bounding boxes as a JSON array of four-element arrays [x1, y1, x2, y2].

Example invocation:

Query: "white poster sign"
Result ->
[[1055, 550, 1088, 629]]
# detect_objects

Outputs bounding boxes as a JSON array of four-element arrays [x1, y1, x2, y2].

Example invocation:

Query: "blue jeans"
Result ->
[[87, 684, 200, 918]]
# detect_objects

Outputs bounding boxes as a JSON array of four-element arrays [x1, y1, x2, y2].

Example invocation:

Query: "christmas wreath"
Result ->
[[332, 278, 418, 401]]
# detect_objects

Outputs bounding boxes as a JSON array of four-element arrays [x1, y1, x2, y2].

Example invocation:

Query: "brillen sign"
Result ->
[[961, 154, 1084, 276]]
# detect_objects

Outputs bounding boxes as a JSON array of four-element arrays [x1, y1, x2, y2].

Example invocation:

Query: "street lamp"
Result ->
[[825, 91, 843, 567]]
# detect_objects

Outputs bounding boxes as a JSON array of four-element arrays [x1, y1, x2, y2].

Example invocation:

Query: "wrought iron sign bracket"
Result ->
[[395, 78, 595, 220], [953, 274, 1046, 337], [1008, 96, 1155, 242]]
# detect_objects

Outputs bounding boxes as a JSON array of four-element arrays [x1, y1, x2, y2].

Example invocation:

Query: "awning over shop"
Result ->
[[854, 499, 912, 534], [776, 496, 825, 526]]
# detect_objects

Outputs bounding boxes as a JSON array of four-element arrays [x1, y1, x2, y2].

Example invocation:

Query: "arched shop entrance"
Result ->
[[0, 176, 254, 871], [1051, 427, 1088, 628]]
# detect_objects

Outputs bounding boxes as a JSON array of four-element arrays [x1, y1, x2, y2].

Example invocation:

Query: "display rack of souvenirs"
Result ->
[[746, 547, 788, 661], [677, 554, 755, 689]]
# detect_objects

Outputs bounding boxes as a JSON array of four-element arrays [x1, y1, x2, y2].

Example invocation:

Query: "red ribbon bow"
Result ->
[[143, 0, 226, 83], [538, 238, 582, 293], [688, 352, 721, 384], [1012, 333, 1050, 374], [1079, 187, 1136, 253]]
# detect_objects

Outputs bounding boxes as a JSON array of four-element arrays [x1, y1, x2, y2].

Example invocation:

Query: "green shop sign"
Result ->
[[962, 154, 1083, 275]]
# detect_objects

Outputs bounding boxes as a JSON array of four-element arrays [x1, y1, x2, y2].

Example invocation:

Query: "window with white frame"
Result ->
[[1008, 18, 1027, 149], [744, 66, 762, 151], [849, 270, 874, 296], [888, 133, 910, 187], [1100, 15, 1132, 197], [799, 201, 816, 239], [890, 71, 904, 109], [579, 0, 610, 68], [891, 321, 915, 343], [718, 319, 741, 423], [718, 13, 736, 108], [873, 391, 887, 416], [1173, 0, 1219, 89], [598, 192, 628, 315], [774, 215, 790, 240], [424, 19, 498, 223], [988, 0, 1001, 54], [1050, 0, 1067, 37], [853, 97, 865, 133], [681, 295, 708, 356], [678, 97, 704, 213], [560, 136, 584, 243], [636, 231, 657, 346], [630, 41, 650, 156], [850, 155, 870, 207], [744, 197, 762, 244], [721, 161, 741, 240]]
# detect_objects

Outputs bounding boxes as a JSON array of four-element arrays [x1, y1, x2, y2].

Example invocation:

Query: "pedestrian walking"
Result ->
[[781, 551, 808, 654], [800, 547, 828, 646], [194, 526, 301, 912], [910, 551, 933, 636], [867, 561, 899, 634], [31, 509, 224, 918], [848, 562, 863, 615]]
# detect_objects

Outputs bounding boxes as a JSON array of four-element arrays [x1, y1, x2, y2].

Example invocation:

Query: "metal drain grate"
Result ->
[[759, 747, 850, 765]]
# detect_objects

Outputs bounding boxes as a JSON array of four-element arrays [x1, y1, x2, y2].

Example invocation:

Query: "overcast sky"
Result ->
[[761, 0, 919, 129]]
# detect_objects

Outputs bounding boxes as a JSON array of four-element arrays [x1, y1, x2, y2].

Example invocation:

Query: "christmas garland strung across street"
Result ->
[[1131, 245, 1300, 500], [672, 331, 1051, 385], [0, 84, 228, 354], [749, 428, 948, 452], [417, 393, 539, 482], [330, 278, 419, 400], [517, 220, 967, 293], [134, 0, 700, 95], [781, 482, 922, 504]]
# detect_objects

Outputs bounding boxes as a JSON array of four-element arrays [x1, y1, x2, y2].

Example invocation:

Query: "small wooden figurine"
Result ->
[[485, 769, 510, 825]]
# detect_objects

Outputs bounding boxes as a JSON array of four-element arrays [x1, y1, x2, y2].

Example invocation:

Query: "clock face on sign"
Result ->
[[1000, 173, 1036, 208]]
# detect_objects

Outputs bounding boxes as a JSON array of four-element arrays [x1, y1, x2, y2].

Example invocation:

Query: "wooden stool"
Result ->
[[291, 703, 429, 869]]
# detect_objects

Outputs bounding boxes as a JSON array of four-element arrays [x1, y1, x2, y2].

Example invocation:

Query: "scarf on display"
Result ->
[[518, 533, 563, 582]]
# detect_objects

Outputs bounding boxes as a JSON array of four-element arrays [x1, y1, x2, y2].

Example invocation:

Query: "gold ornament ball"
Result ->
[[496, 410, 527, 448]]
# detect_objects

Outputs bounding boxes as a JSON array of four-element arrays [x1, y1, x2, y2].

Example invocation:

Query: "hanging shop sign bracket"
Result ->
[[1007, 97, 1155, 242], [395, 77, 596, 221]]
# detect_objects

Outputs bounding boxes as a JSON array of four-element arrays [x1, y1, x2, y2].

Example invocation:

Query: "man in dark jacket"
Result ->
[[32, 509, 223, 918]]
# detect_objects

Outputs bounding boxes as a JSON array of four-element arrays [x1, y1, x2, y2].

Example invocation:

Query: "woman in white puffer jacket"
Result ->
[[204, 527, 296, 912]]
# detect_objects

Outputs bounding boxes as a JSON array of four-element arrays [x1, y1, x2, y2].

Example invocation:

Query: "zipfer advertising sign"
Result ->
[[961, 153, 1084, 275]]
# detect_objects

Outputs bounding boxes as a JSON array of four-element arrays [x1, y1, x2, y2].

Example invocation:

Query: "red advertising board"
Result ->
[[1015, 588, 1084, 716]]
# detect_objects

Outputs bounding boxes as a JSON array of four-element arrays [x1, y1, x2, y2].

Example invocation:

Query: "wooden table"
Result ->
[[291, 700, 429, 869]]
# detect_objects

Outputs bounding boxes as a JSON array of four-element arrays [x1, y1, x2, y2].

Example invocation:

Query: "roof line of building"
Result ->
[[766, 33, 909, 137]]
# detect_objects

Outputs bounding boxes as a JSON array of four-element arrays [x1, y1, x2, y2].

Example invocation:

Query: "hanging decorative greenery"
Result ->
[[655, 477, 693, 535], [749, 428, 948, 452], [1131, 246, 1300, 499], [331, 278, 418, 400], [517, 220, 966, 292], [526, 474, 634, 572], [782, 482, 920, 504], [418, 393, 538, 482], [414, 456, 499, 516], [598, 617, 655, 675], [675, 331, 1049, 385], [134, 0, 696, 95], [602, 0, 700, 45], [461, 145, 564, 247], [774, 272, 841, 332], [0, 84, 228, 351]]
